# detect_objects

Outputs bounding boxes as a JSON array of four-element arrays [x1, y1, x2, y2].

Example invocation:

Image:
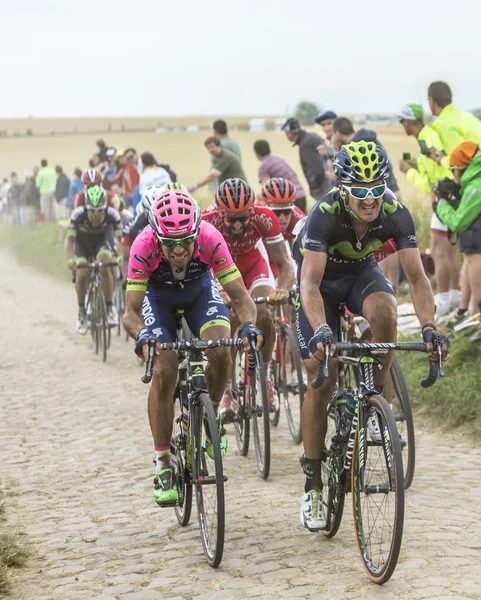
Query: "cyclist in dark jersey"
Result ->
[[295, 140, 449, 531], [65, 185, 122, 334]]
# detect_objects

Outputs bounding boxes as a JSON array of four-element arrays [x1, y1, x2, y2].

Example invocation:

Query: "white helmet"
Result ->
[[135, 201, 144, 216], [141, 185, 165, 212]]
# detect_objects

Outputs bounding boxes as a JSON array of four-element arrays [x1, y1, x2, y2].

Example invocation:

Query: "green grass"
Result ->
[[397, 334, 481, 438], [0, 224, 68, 281]]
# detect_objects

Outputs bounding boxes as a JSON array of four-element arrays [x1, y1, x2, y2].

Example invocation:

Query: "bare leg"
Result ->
[[251, 285, 276, 365], [148, 352, 178, 449], [465, 254, 481, 312], [203, 325, 233, 408], [378, 253, 399, 291]]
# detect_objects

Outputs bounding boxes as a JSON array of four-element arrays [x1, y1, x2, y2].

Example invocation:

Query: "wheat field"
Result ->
[[0, 121, 431, 247]]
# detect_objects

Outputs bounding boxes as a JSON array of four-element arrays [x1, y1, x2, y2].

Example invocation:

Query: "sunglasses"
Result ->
[[87, 206, 105, 213], [157, 233, 197, 248], [269, 205, 293, 216], [222, 213, 252, 225], [343, 184, 386, 200]]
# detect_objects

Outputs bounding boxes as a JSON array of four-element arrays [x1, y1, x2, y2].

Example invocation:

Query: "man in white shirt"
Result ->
[[139, 152, 172, 193]]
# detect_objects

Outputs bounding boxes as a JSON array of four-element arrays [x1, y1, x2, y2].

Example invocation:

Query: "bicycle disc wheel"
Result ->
[[172, 395, 192, 527], [268, 341, 281, 427], [321, 401, 346, 538], [192, 393, 225, 568], [281, 325, 304, 444], [352, 394, 404, 584], [251, 352, 271, 479], [389, 358, 415, 489], [232, 346, 249, 456], [96, 291, 108, 363]]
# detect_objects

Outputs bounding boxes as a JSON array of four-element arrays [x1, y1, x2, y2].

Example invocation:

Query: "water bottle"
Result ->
[[336, 393, 356, 442]]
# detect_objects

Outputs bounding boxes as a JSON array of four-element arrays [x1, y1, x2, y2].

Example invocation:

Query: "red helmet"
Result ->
[[215, 178, 254, 213], [261, 178, 296, 204], [81, 168, 102, 188]]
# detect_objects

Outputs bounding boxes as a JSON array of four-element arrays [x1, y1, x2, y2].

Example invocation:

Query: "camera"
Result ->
[[418, 140, 431, 156], [433, 177, 461, 209]]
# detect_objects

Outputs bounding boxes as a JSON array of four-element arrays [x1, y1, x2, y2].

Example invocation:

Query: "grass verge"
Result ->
[[397, 334, 481, 438], [0, 224, 68, 281], [0, 478, 29, 595]]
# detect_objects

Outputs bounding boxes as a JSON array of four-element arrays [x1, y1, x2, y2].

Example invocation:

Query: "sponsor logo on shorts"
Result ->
[[132, 268, 145, 275], [134, 254, 150, 267], [141, 296, 156, 327], [215, 257, 227, 265]]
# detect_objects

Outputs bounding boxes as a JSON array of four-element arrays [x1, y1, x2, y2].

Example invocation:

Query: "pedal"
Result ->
[[155, 500, 178, 508]]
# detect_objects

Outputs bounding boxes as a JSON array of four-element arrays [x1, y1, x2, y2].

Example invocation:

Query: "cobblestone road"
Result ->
[[1, 252, 481, 600]]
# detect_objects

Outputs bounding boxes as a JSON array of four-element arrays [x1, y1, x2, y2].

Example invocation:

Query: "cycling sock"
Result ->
[[155, 447, 171, 467], [78, 304, 86, 315], [106, 300, 113, 309], [302, 457, 321, 493]]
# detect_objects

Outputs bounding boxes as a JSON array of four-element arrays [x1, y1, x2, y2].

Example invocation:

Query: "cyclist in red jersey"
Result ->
[[202, 178, 295, 418]]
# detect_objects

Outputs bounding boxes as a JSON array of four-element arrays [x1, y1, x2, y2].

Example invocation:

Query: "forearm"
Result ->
[[408, 274, 435, 327], [277, 261, 295, 291], [406, 168, 431, 195], [123, 307, 145, 340], [65, 236, 75, 260], [231, 293, 257, 325], [194, 171, 218, 189], [301, 280, 327, 331]]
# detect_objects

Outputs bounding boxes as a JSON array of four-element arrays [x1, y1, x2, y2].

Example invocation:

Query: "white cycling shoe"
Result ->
[[76, 313, 88, 335], [300, 490, 326, 531], [107, 304, 119, 326]]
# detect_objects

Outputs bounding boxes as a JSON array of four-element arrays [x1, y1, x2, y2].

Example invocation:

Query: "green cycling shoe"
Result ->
[[205, 416, 228, 460], [153, 466, 178, 506]]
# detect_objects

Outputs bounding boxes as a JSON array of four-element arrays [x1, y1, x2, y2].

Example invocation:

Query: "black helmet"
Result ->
[[281, 117, 301, 133]]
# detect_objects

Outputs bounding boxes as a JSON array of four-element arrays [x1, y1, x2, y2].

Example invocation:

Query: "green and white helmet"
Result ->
[[86, 185, 107, 209]]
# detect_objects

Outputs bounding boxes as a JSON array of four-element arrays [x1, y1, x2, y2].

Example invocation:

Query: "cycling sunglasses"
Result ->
[[343, 184, 386, 200], [269, 205, 293, 216], [222, 213, 252, 225], [157, 233, 197, 248], [87, 206, 106, 213]]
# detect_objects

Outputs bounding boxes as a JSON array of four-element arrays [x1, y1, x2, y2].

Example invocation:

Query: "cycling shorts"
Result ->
[[75, 237, 113, 261], [459, 220, 481, 255], [236, 247, 276, 293], [295, 262, 395, 360], [142, 271, 230, 343]]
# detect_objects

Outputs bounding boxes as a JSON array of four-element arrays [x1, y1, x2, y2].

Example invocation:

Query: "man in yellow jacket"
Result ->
[[398, 103, 460, 315], [428, 81, 481, 168]]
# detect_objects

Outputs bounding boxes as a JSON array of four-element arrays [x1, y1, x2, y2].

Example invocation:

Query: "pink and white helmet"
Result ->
[[148, 189, 201, 238]]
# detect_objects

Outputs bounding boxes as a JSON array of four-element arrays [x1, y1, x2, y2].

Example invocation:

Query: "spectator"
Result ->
[[332, 117, 400, 197], [36, 159, 56, 222], [208, 120, 242, 193], [8, 172, 25, 226], [139, 152, 172, 193], [398, 103, 461, 314], [281, 117, 332, 201], [314, 110, 337, 157], [96, 139, 109, 162], [54, 165, 71, 221], [188, 137, 246, 193], [67, 168, 83, 210], [105, 147, 140, 196], [0, 177, 11, 213], [254, 139, 307, 213], [428, 81, 481, 167], [436, 141, 481, 322], [22, 168, 41, 223]]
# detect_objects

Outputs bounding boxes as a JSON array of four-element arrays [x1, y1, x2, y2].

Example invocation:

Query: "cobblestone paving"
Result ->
[[1, 253, 481, 600]]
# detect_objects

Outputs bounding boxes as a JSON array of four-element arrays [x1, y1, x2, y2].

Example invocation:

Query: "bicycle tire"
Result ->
[[115, 276, 125, 337], [268, 341, 280, 427], [192, 392, 225, 568], [91, 289, 99, 356], [390, 357, 415, 489], [352, 394, 404, 584], [232, 346, 250, 456], [321, 404, 346, 538], [96, 290, 108, 363], [251, 352, 271, 480], [281, 325, 304, 444], [172, 395, 192, 527]]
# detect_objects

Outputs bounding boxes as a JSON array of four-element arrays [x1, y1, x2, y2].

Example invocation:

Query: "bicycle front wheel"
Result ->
[[96, 290, 108, 363], [352, 394, 404, 584], [172, 395, 192, 527], [232, 346, 250, 456], [321, 401, 345, 538], [281, 325, 304, 444], [192, 393, 225, 568], [389, 357, 415, 489], [251, 352, 270, 480]]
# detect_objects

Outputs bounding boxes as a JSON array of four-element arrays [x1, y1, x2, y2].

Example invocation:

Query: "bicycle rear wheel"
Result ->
[[281, 325, 304, 444], [250, 352, 270, 479], [172, 395, 192, 527], [389, 357, 415, 489], [268, 341, 281, 427], [192, 393, 225, 568], [352, 394, 404, 584], [232, 346, 249, 456]]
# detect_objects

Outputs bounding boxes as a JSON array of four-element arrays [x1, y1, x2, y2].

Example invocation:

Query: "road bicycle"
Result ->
[[339, 305, 415, 488], [313, 338, 443, 584], [142, 318, 248, 568], [76, 261, 118, 362], [253, 294, 305, 444]]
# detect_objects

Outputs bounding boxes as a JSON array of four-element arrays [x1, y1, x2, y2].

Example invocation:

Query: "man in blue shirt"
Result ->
[[67, 169, 83, 210]]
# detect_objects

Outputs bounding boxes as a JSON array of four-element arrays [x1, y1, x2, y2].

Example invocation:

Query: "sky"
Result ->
[[1, 0, 480, 118]]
